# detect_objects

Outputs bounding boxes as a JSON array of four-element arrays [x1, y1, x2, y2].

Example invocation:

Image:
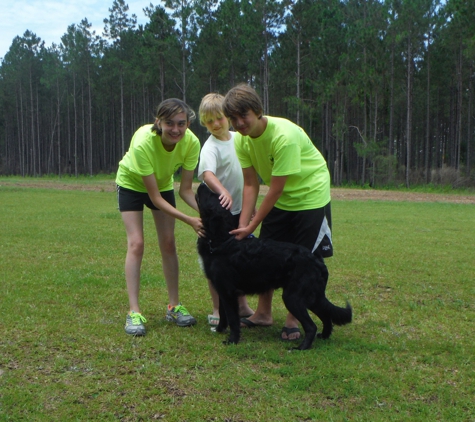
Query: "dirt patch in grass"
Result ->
[[0, 179, 116, 192], [1, 179, 474, 204], [328, 188, 475, 204]]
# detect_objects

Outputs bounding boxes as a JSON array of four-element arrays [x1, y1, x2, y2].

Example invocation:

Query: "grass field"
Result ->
[[1, 178, 474, 421]]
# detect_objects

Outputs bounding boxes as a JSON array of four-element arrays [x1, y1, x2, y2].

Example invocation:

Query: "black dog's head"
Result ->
[[196, 183, 236, 242]]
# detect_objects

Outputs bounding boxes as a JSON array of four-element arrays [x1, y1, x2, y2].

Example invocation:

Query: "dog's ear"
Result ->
[[198, 183, 222, 210], [198, 183, 219, 200], [198, 183, 236, 237]]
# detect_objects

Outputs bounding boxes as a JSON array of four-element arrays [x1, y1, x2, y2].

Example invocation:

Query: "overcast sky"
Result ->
[[0, 0, 152, 60]]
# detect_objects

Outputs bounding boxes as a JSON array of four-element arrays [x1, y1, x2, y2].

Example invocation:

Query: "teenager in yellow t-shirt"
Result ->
[[116, 98, 204, 336], [223, 84, 333, 342]]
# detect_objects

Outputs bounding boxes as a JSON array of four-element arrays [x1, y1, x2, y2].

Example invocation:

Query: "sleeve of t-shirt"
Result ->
[[182, 131, 201, 171], [234, 134, 252, 168], [198, 142, 218, 181]]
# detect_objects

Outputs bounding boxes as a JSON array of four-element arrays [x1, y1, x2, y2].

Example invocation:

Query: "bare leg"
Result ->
[[238, 296, 254, 317], [152, 209, 179, 306], [208, 282, 253, 325], [208, 279, 220, 318], [121, 211, 145, 313], [240, 290, 273, 327]]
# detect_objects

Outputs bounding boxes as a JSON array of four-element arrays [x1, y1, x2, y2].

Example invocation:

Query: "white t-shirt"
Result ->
[[198, 132, 243, 215]]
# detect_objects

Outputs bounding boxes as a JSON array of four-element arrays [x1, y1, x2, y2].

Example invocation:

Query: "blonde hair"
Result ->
[[199, 93, 227, 126]]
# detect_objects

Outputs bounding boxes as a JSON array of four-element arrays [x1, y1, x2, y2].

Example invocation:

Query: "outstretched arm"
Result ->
[[202, 170, 233, 210], [143, 173, 203, 236], [178, 169, 200, 213], [230, 168, 287, 240]]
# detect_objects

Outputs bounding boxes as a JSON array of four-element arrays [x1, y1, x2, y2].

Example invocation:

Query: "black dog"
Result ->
[[196, 183, 352, 350]]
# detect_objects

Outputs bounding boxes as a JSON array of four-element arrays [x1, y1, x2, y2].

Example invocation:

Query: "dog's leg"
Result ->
[[216, 299, 228, 333], [310, 298, 333, 339], [218, 295, 241, 345], [311, 299, 352, 339], [224, 296, 241, 345], [309, 296, 334, 340], [282, 289, 317, 350]]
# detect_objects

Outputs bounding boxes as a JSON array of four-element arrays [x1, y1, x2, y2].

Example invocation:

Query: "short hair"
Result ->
[[151, 98, 196, 134], [223, 84, 264, 118], [198, 93, 226, 126]]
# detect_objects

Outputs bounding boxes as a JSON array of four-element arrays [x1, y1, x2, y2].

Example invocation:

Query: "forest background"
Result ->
[[1, 0, 475, 188]]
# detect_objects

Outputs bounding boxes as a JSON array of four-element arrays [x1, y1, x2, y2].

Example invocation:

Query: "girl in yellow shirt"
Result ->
[[116, 98, 204, 336]]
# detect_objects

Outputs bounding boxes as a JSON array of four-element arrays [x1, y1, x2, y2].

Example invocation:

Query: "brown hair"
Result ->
[[151, 98, 196, 134], [223, 84, 263, 119]]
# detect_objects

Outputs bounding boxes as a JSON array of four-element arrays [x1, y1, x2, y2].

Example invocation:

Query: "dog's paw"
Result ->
[[292, 337, 314, 350], [293, 343, 310, 351], [317, 332, 331, 340]]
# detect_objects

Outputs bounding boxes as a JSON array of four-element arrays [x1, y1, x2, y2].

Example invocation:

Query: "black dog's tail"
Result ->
[[312, 299, 352, 340], [329, 301, 352, 326]]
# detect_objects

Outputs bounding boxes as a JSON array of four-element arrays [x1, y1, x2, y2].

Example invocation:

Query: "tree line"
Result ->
[[0, 0, 474, 187]]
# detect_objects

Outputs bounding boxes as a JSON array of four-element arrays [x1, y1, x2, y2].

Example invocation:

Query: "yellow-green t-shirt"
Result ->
[[234, 116, 330, 211], [115, 124, 200, 192]]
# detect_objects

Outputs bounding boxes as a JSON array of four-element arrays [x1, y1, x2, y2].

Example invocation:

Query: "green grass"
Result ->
[[1, 181, 474, 421]]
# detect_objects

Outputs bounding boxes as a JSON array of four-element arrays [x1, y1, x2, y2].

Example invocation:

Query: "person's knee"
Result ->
[[159, 238, 177, 256], [128, 238, 145, 256]]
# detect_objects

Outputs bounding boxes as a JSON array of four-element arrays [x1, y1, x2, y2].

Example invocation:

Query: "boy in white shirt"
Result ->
[[197, 93, 254, 326]]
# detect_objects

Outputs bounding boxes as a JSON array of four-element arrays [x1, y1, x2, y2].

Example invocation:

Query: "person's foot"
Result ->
[[238, 306, 254, 318], [166, 303, 197, 327], [281, 326, 301, 341], [281, 314, 301, 340], [209, 309, 254, 326], [240, 314, 273, 328], [208, 314, 220, 326], [124, 311, 147, 336]]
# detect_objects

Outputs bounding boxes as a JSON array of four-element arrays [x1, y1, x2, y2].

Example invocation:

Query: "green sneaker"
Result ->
[[166, 303, 197, 327], [125, 311, 147, 336]]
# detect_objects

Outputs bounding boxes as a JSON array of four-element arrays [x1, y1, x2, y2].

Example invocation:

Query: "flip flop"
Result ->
[[208, 314, 253, 326], [281, 326, 301, 341], [240, 317, 272, 328], [208, 315, 220, 326], [240, 317, 258, 328]]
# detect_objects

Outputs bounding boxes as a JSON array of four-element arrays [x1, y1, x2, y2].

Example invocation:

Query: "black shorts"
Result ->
[[259, 202, 333, 259], [117, 185, 176, 211], [230, 213, 240, 229]]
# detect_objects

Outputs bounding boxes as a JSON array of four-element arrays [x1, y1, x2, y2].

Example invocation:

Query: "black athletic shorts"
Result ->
[[230, 213, 240, 229], [259, 202, 333, 259], [117, 185, 176, 211]]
